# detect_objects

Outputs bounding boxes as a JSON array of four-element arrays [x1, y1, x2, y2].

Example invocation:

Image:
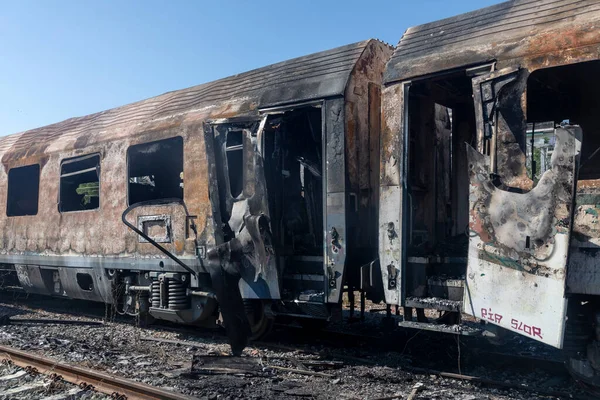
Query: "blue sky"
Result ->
[[0, 0, 503, 136]]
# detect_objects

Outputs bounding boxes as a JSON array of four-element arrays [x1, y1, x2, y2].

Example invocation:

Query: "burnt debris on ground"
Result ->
[[0, 293, 591, 400]]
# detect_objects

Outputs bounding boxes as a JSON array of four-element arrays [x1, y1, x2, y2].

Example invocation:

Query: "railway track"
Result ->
[[0, 344, 193, 400]]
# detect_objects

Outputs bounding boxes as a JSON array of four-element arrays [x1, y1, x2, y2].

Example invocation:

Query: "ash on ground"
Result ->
[[0, 294, 588, 400]]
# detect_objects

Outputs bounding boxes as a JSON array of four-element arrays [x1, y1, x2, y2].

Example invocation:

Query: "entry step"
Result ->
[[398, 320, 482, 336], [407, 256, 467, 264], [405, 297, 462, 312]]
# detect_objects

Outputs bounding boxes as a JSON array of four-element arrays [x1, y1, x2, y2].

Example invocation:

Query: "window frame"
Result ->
[[225, 129, 246, 200], [58, 153, 101, 214], [126, 136, 184, 206], [6, 163, 41, 217]]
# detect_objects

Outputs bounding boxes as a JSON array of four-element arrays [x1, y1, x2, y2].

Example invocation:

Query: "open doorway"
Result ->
[[403, 72, 477, 321], [263, 106, 324, 302]]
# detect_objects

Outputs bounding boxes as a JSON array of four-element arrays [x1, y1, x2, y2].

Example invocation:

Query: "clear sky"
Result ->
[[0, 0, 504, 136]]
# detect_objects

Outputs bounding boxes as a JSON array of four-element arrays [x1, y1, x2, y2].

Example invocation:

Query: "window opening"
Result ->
[[7, 164, 40, 216], [527, 61, 600, 180], [60, 154, 100, 212], [525, 122, 555, 184], [128, 137, 183, 205], [226, 130, 244, 198]]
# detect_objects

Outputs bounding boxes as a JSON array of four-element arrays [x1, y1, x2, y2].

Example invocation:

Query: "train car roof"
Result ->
[[0, 39, 380, 162], [384, 0, 600, 84]]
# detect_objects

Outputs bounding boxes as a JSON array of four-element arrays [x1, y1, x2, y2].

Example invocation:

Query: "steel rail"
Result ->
[[0, 344, 194, 400]]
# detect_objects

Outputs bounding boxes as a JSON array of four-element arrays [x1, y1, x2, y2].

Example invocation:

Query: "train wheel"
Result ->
[[244, 300, 273, 341]]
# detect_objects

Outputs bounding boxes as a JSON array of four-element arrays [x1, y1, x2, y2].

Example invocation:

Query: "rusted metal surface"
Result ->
[[472, 67, 531, 190], [324, 98, 346, 304], [464, 126, 581, 348], [378, 83, 405, 305], [385, 0, 600, 84], [0, 344, 194, 400]]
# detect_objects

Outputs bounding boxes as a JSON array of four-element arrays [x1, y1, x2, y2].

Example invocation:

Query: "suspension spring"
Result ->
[[167, 279, 189, 310], [150, 279, 160, 308]]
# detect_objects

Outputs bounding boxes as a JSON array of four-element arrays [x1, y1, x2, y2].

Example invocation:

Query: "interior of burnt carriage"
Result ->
[[402, 60, 600, 323], [263, 107, 324, 304], [403, 70, 477, 323]]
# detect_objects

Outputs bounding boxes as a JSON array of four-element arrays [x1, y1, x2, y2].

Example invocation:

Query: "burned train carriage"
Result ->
[[0, 40, 392, 352], [379, 0, 600, 387]]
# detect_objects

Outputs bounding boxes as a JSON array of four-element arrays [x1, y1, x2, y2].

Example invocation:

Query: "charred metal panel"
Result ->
[[472, 68, 531, 190], [378, 83, 405, 305], [385, 0, 600, 84], [58, 266, 112, 303], [324, 98, 346, 303], [14, 265, 51, 296], [464, 126, 581, 348], [238, 123, 279, 300], [205, 120, 280, 300]]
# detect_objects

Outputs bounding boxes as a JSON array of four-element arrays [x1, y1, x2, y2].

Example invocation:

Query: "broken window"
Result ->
[[128, 136, 183, 205], [525, 122, 555, 184], [226, 130, 244, 198], [59, 154, 100, 212], [527, 61, 600, 180], [6, 164, 40, 217]]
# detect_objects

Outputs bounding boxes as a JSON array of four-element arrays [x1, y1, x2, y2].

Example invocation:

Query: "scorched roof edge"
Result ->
[[0, 39, 377, 157], [384, 0, 600, 84]]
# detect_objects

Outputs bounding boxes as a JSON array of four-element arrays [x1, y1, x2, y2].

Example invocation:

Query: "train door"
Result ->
[[206, 119, 280, 301], [463, 68, 582, 348], [381, 69, 479, 323]]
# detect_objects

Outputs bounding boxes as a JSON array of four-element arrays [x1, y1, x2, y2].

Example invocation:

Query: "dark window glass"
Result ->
[[226, 131, 243, 198], [7, 164, 40, 216], [128, 137, 184, 205]]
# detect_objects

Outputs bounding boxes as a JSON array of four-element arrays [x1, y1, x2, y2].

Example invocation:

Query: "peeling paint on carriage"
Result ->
[[0, 41, 377, 260]]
